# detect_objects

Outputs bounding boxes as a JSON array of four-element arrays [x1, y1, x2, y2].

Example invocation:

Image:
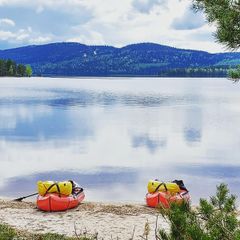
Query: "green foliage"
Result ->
[[17, 64, 26, 77], [0, 59, 31, 77], [26, 65, 33, 77], [0, 224, 16, 240], [8, 65, 14, 76], [0, 223, 93, 240], [158, 183, 240, 240], [192, 0, 240, 50], [159, 66, 229, 77], [228, 65, 240, 82], [193, 1, 240, 80]]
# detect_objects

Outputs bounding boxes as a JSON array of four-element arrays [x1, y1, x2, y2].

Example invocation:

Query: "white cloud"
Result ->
[[0, 30, 15, 40], [0, 0, 86, 11], [0, 0, 226, 52], [36, 5, 44, 14], [67, 30, 105, 46], [171, 7, 206, 30], [0, 18, 15, 27], [132, 0, 167, 13], [62, 0, 222, 52], [29, 36, 52, 44], [0, 26, 52, 45]]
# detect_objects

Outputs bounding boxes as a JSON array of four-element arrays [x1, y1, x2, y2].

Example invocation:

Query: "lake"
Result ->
[[0, 77, 240, 204]]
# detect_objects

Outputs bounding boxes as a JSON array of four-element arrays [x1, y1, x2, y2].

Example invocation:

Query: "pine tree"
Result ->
[[26, 65, 32, 77], [8, 65, 14, 76], [17, 64, 26, 77], [158, 184, 240, 240], [192, 0, 240, 50], [192, 0, 240, 81]]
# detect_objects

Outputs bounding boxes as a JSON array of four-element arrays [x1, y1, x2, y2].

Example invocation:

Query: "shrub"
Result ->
[[228, 65, 240, 82], [158, 183, 240, 240], [0, 224, 16, 240], [0, 223, 94, 240]]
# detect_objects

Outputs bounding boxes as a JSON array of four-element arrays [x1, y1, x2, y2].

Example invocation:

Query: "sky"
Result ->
[[0, 0, 226, 52]]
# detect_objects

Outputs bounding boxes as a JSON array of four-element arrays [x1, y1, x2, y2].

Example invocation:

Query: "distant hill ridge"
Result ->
[[0, 42, 240, 76]]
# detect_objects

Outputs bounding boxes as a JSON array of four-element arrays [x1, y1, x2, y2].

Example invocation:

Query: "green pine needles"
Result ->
[[228, 66, 240, 82], [0, 59, 32, 77], [158, 183, 240, 240], [192, 1, 240, 82], [192, 0, 240, 50]]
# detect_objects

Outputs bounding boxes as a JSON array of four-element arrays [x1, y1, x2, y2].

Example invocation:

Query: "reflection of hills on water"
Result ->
[[170, 163, 240, 203], [0, 168, 138, 197], [2, 163, 240, 203], [178, 164, 240, 179], [0, 88, 203, 108]]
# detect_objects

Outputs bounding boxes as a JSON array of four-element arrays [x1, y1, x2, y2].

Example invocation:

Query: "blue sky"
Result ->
[[0, 0, 224, 52]]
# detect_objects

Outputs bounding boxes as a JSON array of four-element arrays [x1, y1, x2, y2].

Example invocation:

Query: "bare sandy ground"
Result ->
[[0, 199, 168, 240]]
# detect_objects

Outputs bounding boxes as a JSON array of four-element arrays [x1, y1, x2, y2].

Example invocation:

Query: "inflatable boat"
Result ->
[[146, 190, 190, 208], [37, 180, 85, 212], [37, 191, 85, 212], [146, 179, 190, 208]]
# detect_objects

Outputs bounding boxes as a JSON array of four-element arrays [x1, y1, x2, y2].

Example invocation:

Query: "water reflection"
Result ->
[[175, 164, 240, 203], [132, 134, 167, 153], [179, 164, 240, 179], [0, 168, 137, 199], [0, 88, 204, 109], [0, 77, 240, 203], [0, 105, 94, 141], [2, 164, 240, 203], [183, 107, 202, 144]]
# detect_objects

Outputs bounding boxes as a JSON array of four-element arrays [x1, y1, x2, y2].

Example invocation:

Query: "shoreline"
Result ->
[[0, 199, 167, 240], [1, 197, 240, 239]]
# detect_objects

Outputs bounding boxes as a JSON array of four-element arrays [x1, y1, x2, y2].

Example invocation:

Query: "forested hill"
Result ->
[[0, 42, 240, 76]]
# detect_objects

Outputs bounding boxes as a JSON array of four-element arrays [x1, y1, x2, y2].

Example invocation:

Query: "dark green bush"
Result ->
[[158, 183, 240, 240], [228, 65, 240, 82]]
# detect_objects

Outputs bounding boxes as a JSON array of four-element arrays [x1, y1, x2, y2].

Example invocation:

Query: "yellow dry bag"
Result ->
[[147, 180, 180, 194], [37, 181, 72, 196]]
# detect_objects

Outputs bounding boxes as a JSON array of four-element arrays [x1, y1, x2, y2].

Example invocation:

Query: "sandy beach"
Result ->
[[0, 199, 168, 240]]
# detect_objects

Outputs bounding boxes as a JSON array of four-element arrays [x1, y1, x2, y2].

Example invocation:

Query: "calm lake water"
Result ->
[[0, 77, 240, 204]]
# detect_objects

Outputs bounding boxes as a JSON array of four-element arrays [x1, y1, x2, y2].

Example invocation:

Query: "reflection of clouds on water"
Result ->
[[184, 129, 201, 143], [0, 106, 51, 130], [1, 78, 240, 202], [132, 134, 167, 153], [0, 105, 95, 142], [183, 107, 202, 144]]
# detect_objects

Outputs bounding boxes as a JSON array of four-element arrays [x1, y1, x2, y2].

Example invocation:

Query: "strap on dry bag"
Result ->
[[154, 182, 168, 193], [45, 182, 61, 197]]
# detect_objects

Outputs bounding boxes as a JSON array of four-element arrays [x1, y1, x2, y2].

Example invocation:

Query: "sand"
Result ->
[[0, 199, 169, 240]]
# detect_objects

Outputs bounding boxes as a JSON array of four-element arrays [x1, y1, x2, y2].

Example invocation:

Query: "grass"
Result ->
[[0, 223, 93, 240]]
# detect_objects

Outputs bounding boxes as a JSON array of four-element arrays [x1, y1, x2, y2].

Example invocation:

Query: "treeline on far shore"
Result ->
[[158, 66, 231, 77], [0, 59, 32, 77], [0, 57, 237, 78]]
